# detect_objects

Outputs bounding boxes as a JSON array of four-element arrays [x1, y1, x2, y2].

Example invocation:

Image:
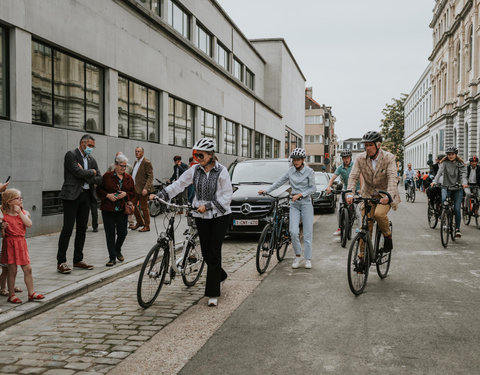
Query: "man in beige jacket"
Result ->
[[346, 131, 400, 252]]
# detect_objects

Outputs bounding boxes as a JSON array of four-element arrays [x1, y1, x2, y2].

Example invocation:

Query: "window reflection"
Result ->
[[169, 97, 193, 147], [32, 42, 53, 124], [241, 127, 252, 158], [201, 109, 218, 145], [118, 77, 129, 138]]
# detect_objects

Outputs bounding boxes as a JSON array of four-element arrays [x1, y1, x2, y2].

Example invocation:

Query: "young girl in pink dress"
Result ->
[[0, 189, 44, 303]]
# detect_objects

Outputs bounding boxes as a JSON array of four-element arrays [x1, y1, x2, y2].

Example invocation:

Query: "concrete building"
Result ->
[[304, 87, 336, 172], [0, 0, 306, 235], [336, 138, 364, 166]]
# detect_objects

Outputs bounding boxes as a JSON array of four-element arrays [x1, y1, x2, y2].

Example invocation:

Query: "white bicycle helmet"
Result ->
[[193, 137, 216, 152], [290, 148, 307, 159]]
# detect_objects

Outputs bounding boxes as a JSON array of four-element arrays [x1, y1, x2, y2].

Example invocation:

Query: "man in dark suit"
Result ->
[[131, 147, 153, 232], [57, 134, 103, 274]]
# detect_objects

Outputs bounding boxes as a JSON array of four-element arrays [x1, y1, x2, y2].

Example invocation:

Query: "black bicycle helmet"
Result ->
[[340, 149, 352, 158], [445, 146, 458, 154], [361, 131, 383, 143]]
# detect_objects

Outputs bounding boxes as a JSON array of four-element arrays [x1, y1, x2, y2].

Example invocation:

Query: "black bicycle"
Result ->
[[440, 184, 462, 248], [256, 193, 291, 274], [334, 190, 357, 248], [347, 191, 393, 295], [148, 178, 167, 217], [405, 178, 416, 203], [462, 186, 479, 229], [137, 198, 204, 308], [427, 186, 442, 228]]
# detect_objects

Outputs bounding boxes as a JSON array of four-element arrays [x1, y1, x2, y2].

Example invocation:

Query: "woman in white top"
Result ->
[[151, 138, 232, 307]]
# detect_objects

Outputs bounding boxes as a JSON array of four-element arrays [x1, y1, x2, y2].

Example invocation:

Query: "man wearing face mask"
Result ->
[[56, 134, 102, 274]]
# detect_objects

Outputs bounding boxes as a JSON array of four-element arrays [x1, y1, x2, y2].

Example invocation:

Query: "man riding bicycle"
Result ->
[[326, 149, 363, 235], [346, 131, 400, 253], [403, 163, 416, 191], [465, 155, 480, 214]]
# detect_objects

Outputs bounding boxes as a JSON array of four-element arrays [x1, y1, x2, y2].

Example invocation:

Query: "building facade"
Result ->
[[0, 0, 306, 235], [304, 87, 336, 172], [335, 138, 364, 167]]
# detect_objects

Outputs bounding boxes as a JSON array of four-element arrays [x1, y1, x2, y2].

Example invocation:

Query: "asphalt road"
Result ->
[[179, 191, 480, 374]]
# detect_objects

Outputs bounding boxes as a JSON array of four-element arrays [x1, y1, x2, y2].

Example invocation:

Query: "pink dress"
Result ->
[[1, 212, 30, 266]]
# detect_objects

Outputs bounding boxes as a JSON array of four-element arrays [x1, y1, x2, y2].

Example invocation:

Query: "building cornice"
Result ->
[[429, 0, 448, 28], [404, 126, 430, 147]]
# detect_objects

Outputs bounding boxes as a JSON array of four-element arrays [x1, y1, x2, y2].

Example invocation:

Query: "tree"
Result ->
[[379, 94, 407, 173]]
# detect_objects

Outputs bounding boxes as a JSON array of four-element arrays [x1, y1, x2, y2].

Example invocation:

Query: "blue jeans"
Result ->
[[289, 198, 314, 260], [441, 188, 463, 230]]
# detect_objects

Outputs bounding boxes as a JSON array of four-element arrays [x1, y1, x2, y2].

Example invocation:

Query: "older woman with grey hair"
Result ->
[[97, 154, 135, 266]]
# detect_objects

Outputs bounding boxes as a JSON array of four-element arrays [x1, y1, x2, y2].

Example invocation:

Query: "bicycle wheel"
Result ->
[[137, 244, 169, 308], [462, 200, 470, 225], [410, 187, 416, 203], [475, 202, 480, 229], [347, 208, 354, 240], [347, 233, 370, 295], [405, 191, 410, 202], [427, 204, 438, 229], [449, 211, 456, 242], [375, 226, 391, 279], [276, 219, 290, 261], [256, 223, 274, 274], [440, 211, 449, 248], [181, 238, 205, 287], [340, 207, 349, 248]]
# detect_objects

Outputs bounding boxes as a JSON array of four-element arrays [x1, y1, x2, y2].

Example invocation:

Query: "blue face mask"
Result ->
[[84, 146, 93, 155]]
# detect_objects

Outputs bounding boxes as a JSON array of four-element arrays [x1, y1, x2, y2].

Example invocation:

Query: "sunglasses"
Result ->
[[118, 164, 127, 168], [194, 153, 206, 160]]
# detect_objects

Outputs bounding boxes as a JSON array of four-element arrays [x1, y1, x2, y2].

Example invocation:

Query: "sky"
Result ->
[[217, 0, 434, 140]]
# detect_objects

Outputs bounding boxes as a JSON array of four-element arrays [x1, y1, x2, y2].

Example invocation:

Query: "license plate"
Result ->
[[233, 219, 259, 226]]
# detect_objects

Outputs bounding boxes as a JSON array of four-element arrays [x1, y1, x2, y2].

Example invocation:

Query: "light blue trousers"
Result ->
[[289, 198, 314, 260]]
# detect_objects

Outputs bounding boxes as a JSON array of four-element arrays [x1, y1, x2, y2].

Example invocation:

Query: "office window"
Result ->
[[32, 40, 104, 132], [168, 0, 190, 39], [217, 42, 229, 71], [241, 126, 252, 157], [136, 0, 161, 16], [224, 119, 237, 155], [245, 68, 254, 90], [305, 115, 323, 124], [169, 97, 193, 147], [117, 76, 158, 142], [200, 109, 219, 145], [285, 130, 290, 157], [265, 136, 273, 158], [233, 58, 243, 81], [290, 133, 297, 151], [196, 24, 212, 56], [274, 140, 280, 158], [0, 27, 7, 118], [255, 132, 264, 158]]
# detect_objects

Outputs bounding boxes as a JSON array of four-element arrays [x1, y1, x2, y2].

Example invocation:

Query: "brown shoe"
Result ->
[[131, 223, 142, 230], [139, 226, 150, 232], [57, 263, 72, 274], [116, 254, 125, 262], [73, 261, 94, 270]]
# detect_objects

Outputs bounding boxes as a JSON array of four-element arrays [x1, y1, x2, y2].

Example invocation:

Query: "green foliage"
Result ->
[[380, 94, 407, 173]]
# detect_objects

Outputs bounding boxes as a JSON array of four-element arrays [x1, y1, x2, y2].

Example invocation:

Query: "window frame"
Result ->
[[168, 0, 190, 39], [233, 57, 243, 82], [168, 95, 194, 148], [217, 42, 230, 71], [223, 118, 237, 155], [200, 108, 219, 146], [241, 126, 252, 158], [245, 67, 254, 90], [195, 22, 212, 57]]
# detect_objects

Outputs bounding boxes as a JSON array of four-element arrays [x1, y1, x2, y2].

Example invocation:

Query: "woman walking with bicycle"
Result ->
[[431, 146, 468, 238], [151, 138, 232, 307], [259, 148, 316, 269]]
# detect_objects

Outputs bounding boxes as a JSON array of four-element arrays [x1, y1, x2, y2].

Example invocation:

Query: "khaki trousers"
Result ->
[[363, 203, 392, 238], [133, 193, 150, 227]]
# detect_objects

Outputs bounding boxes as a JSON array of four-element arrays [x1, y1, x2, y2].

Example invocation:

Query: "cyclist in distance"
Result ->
[[431, 146, 468, 238], [150, 138, 232, 307], [346, 131, 400, 253], [465, 156, 480, 213], [258, 148, 316, 269], [403, 163, 416, 191], [325, 149, 363, 235]]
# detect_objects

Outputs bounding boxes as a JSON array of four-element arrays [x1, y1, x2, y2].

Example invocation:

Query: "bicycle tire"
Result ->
[[181, 239, 205, 287], [462, 200, 471, 225], [256, 223, 274, 274], [347, 208, 354, 240], [276, 218, 290, 261], [340, 207, 348, 248], [450, 210, 456, 242], [440, 211, 449, 248], [427, 205, 438, 229], [375, 225, 391, 279], [137, 244, 169, 308], [411, 187, 416, 203], [347, 232, 369, 295], [405, 191, 410, 202]]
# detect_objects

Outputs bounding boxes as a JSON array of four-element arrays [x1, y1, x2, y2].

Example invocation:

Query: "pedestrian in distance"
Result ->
[[259, 148, 316, 269], [150, 138, 233, 307], [464, 156, 480, 209], [131, 147, 154, 232], [168, 155, 189, 211], [0, 189, 44, 303], [108, 152, 134, 227], [97, 154, 135, 266], [57, 134, 102, 274]]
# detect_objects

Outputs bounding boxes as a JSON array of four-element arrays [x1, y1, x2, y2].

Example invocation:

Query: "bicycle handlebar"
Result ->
[[154, 197, 193, 211], [353, 190, 393, 205]]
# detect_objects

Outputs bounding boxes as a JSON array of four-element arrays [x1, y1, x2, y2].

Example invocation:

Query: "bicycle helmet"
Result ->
[[469, 155, 478, 162], [361, 131, 383, 143], [340, 149, 352, 158], [445, 146, 458, 154], [290, 148, 307, 159], [193, 137, 216, 152]]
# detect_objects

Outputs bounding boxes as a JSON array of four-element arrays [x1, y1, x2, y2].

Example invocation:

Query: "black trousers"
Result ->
[[102, 210, 128, 261], [57, 191, 91, 265], [90, 197, 98, 229], [195, 214, 230, 297]]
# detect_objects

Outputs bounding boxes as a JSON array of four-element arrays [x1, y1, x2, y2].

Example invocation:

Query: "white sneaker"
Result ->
[[305, 260, 312, 269], [333, 229, 341, 236], [207, 298, 218, 307], [292, 257, 302, 269]]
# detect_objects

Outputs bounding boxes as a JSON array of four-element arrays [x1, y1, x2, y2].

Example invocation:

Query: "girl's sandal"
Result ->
[[28, 292, 45, 301], [0, 289, 8, 296], [14, 287, 23, 293], [7, 295, 22, 304]]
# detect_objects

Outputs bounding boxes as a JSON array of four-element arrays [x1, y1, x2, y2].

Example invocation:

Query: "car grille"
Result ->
[[231, 201, 272, 217], [312, 192, 322, 200]]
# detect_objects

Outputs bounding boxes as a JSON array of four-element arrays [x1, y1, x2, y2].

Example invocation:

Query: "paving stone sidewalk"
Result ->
[[0, 213, 189, 329]]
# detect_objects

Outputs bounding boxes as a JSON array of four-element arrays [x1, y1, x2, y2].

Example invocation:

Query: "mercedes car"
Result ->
[[311, 171, 336, 213]]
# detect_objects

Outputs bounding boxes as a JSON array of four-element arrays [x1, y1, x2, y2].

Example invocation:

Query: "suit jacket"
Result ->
[[347, 149, 401, 210], [132, 158, 154, 194], [59, 148, 103, 201], [96, 171, 135, 212]]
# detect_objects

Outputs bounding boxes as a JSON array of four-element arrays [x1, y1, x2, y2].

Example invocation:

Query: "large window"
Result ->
[[32, 41, 104, 133], [200, 109, 219, 145], [117, 77, 158, 142], [255, 132, 264, 158], [233, 57, 243, 81], [439, 129, 445, 152], [168, 0, 190, 39], [224, 119, 237, 155], [217, 42, 229, 71], [0, 27, 7, 118], [265, 136, 273, 158], [169, 96, 194, 147], [245, 68, 254, 90], [136, 0, 161, 16], [305, 115, 323, 124], [305, 135, 323, 143], [285, 130, 290, 157], [196, 24, 212, 57], [274, 140, 280, 158], [241, 126, 252, 157]]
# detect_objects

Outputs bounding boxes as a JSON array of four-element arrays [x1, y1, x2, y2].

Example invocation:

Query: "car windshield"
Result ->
[[315, 173, 329, 185], [230, 161, 290, 184]]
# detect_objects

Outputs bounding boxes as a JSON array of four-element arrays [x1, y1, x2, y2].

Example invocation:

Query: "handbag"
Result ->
[[124, 200, 135, 215]]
